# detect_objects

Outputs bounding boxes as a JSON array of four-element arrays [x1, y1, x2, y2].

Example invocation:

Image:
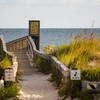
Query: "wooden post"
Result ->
[[29, 20, 40, 50]]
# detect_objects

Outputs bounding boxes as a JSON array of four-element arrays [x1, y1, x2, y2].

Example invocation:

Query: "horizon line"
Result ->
[[0, 27, 100, 29]]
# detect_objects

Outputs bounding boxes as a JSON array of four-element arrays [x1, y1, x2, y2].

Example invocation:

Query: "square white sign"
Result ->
[[70, 70, 81, 80]]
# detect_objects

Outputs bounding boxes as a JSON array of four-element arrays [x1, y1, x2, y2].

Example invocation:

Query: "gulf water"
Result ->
[[0, 28, 100, 47]]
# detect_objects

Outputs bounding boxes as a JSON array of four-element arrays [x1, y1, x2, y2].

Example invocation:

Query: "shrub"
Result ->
[[0, 55, 12, 69], [36, 57, 51, 74], [50, 64, 63, 87], [0, 83, 21, 100], [4, 83, 20, 98], [43, 44, 56, 55]]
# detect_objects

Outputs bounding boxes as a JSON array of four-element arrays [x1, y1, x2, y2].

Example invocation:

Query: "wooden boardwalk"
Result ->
[[5, 22, 70, 100], [14, 48, 58, 100]]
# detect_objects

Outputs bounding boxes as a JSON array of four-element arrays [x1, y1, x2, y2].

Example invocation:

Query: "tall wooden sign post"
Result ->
[[29, 20, 40, 50]]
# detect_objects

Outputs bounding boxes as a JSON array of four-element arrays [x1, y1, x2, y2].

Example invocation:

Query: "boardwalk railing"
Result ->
[[26, 36, 70, 78], [6, 35, 70, 80], [6, 36, 28, 52]]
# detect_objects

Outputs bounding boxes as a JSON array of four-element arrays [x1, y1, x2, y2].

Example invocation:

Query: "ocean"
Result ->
[[0, 28, 100, 47]]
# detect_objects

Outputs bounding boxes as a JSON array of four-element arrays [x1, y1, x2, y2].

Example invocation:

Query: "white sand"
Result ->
[[19, 72, 58, 100], [15, 49, 58, 100]]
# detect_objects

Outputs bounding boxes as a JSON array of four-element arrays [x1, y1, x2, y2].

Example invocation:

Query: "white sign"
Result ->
[[70, 70, 81, 80], [5, 69, 15, 81]]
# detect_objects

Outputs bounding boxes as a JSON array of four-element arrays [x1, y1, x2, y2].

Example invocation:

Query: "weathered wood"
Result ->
[[82, 80, 100, 93], [6, 36, 28, 52], [29, 20, 40, 36], [29, 20, 40, 50], [27, 36, 70, 77], [6, 35, 70, 77]]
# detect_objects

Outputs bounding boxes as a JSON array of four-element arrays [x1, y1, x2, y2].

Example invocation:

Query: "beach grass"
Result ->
[[45, 32, 100, 81], [43, 31, 100, 100]]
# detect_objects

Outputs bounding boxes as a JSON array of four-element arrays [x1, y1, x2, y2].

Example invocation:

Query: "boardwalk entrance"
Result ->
[[14, 48, 34, 75], [5, 21, 69, 100], [14, 48, 58, 100]]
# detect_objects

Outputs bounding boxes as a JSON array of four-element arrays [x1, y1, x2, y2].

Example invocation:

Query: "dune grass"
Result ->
[[36, 31, 100, 100], [45, 32, 100, 81], [43, 32, 100, 100]]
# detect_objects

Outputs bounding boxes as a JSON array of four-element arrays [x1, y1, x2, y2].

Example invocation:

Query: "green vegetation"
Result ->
[[0, 52, 12, 80], [42, 32, 100, 100], [35, 31, 100, 99], [50, 64, 63, 87], [36, 57, 51, 74], [0, 83, 21, 100], [46, 32, 100, 81], [0, 55, 12, 69], [0, 57, 20, 100], [0, 39, 12, 79], [0, 38, 20, 100]]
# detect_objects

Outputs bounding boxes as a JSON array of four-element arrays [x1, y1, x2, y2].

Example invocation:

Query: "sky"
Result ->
[[0, 0, 100, 28]]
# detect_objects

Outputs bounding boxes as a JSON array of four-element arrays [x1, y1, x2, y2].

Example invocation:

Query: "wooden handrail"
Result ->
[[5, 34, 70, 77], [6, 36, 28, 44], [27, 36, 69, 77], [6, 36, 28, 51]]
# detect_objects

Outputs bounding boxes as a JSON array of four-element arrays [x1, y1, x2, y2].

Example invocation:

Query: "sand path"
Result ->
[[19, 71, 58, 100], [15, 49, 58, 100]]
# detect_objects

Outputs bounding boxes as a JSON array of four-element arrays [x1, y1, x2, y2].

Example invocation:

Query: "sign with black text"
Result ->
[[5, 69, 15, 81], [70, 70, 81, 80]]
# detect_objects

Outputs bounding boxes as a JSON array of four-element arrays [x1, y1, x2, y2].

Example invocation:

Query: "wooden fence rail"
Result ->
[[6, 36, 28, 52], [6, 35, 70, 80], [26, 36, 70, 77]]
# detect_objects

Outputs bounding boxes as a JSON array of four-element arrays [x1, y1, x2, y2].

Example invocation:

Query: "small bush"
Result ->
[[36, 57, 51, 74], [44, 44, 56, 55], [0, 83, 21, 100], [0, 55, 12, 69], [50, 64, 63, 87], [4, 83, 20, 98]]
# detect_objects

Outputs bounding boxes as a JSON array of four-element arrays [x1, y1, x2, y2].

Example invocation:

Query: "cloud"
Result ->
[[0, 0, 100, 7], [0, 0, 58, 6], [0, 0, 100, 28]]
